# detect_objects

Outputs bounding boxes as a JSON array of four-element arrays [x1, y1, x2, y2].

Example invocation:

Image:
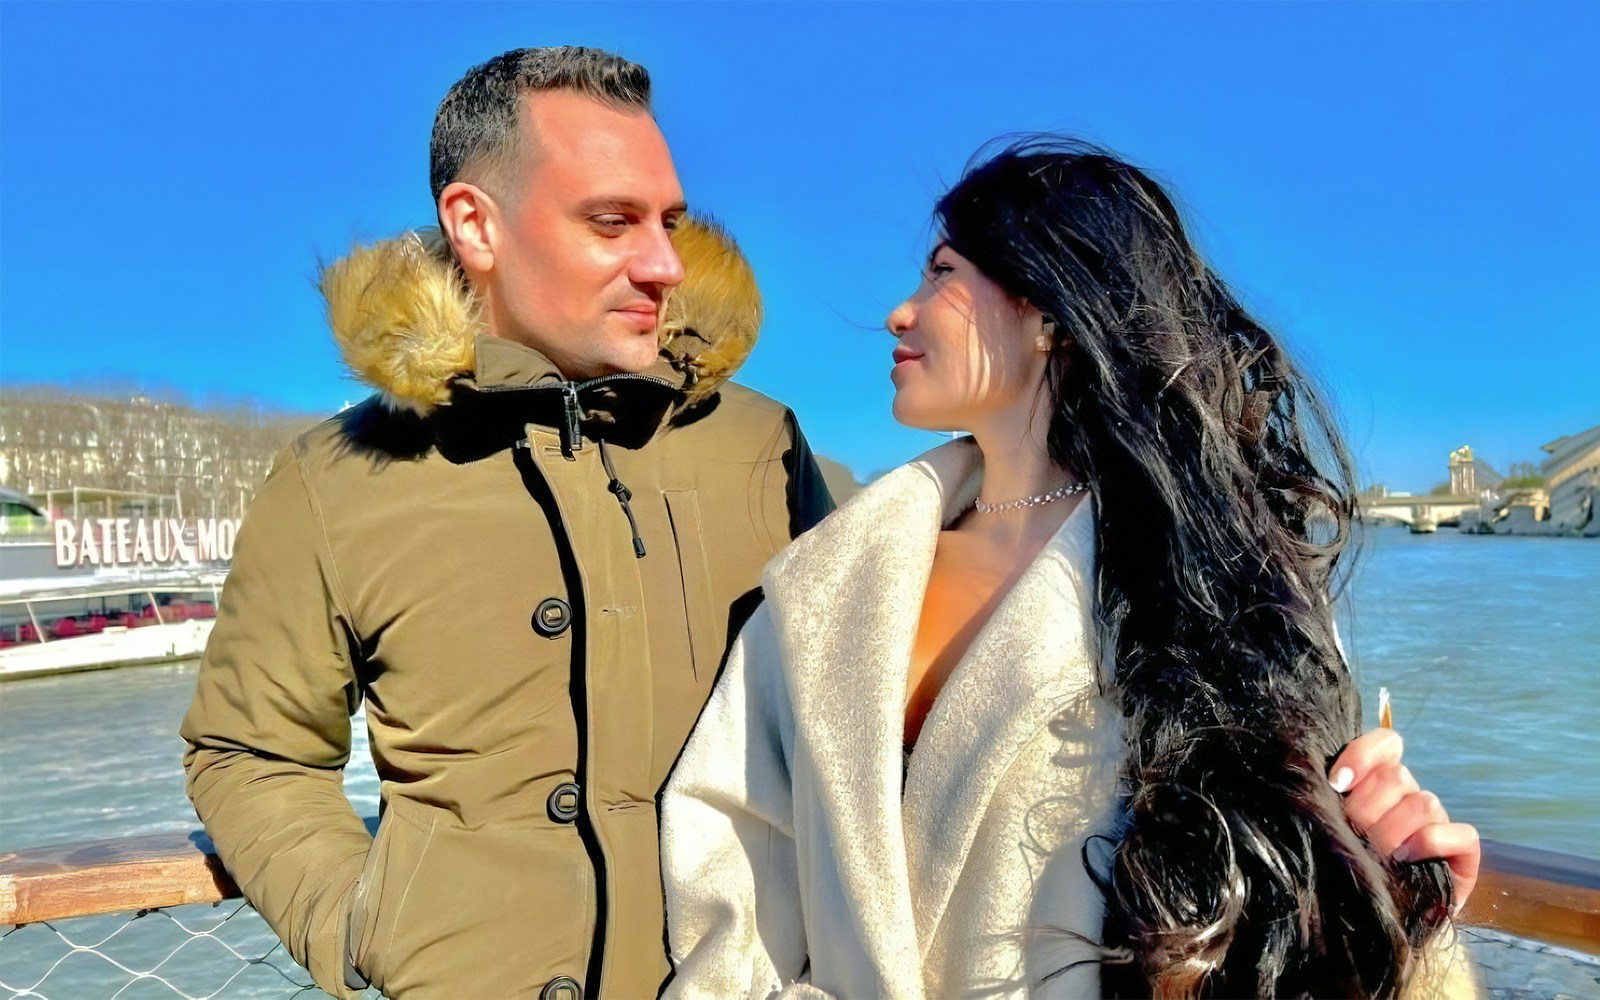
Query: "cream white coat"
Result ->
[[661, 439, 1125, 999]]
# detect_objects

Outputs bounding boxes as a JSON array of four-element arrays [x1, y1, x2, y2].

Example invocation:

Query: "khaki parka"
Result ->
[[180, 221, 832, 999]]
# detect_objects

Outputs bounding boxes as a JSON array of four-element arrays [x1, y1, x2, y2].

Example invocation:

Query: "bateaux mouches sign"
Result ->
[[53, 518, 242, 568]]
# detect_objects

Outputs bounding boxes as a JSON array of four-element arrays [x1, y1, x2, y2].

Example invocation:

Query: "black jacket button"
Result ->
[[547, 782, 581, 823], [532, 598, 572, 637], [541, 976, 581, 1000]]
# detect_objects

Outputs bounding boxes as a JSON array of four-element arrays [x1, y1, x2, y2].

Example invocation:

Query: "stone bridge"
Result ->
[[1359, 495, 1481, 526]]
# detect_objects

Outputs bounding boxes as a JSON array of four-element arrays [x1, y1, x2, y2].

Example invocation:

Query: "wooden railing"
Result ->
[[2, 832, 1597, 953], [1461, 840, 1600, 954], [1, 830, 241, 925]]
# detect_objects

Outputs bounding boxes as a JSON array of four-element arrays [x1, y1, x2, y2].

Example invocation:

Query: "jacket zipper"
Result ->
[[562, 383, 584, 456]]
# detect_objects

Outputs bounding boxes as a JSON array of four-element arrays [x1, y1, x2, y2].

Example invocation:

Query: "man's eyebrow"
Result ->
[[576, 196, 690, 216]]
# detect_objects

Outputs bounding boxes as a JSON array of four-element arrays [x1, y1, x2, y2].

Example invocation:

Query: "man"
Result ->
[[181, 46, 831, 998]]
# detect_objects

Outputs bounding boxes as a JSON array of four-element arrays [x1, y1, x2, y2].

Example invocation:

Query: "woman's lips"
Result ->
[[890, 349, 923, 380]]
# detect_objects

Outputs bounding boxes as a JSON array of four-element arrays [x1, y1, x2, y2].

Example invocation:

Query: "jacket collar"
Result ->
[[438, 336, 681, 457], [761, 437, 1100, 971]]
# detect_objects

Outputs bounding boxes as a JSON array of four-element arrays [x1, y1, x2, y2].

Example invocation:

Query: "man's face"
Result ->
[[483, 91, 686, 379]]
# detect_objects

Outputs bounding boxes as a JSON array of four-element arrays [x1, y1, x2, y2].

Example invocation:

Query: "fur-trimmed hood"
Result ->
[[318, 217, 762, 415]]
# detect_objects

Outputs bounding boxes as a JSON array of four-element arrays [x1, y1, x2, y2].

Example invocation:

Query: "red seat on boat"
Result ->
[[51, 618, 80, 638]]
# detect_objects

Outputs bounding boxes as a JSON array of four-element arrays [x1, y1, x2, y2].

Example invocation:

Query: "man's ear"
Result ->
[[438, 181, 497, 275]]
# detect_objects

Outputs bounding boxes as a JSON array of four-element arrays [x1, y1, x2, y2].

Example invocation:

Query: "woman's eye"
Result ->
[[928, 263, 954, 280]]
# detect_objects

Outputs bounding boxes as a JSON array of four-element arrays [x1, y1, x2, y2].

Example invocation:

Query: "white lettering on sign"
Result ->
[[80, 522, 101, 566], [153, 521, 174, 562], [169, 519, 195, 564], [51, 518, 243, 568], [133, 520, 153, 563], [196, 520, 219, 562], [55, 519, 77, 565], [115, 519, 133, 564]]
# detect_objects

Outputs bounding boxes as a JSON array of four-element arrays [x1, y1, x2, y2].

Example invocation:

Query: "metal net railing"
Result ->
[[5, 901, 1598, 998], [0, 901, 342, 999]]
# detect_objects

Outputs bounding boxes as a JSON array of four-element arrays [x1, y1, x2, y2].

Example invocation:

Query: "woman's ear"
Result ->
[[437, 181, 498, 276], [1035, 313, 1057, 353]]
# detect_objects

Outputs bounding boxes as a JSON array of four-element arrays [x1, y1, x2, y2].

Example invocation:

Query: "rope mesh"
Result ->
[[0, 902, 357, 999], [5, 906, 1596, 998]]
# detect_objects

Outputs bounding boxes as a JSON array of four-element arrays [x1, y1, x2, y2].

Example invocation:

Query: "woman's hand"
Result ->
[[1330, 728, 1481, 914]]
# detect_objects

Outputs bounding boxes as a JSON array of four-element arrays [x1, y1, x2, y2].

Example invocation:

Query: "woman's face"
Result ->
[[885, 244, 1050, 433]]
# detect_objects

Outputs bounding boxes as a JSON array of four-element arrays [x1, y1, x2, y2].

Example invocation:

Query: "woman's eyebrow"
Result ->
[[926, 241, 951, 268]]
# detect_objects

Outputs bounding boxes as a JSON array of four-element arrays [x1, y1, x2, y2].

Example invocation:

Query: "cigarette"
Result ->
[[1378, 687, 1393, 729]]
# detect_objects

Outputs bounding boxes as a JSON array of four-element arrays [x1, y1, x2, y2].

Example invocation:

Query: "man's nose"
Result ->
[[633, 225, 686, 289]]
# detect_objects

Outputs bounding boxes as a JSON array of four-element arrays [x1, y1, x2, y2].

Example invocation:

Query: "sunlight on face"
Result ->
[[885, 245, 1049, 434], [486, 91, 688, 379]]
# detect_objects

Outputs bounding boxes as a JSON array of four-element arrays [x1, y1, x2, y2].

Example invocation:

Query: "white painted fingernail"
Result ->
[[1330, 767, 1355, 793], [1450, 898, 1465, 919], [1392, 844, 1414, 863]]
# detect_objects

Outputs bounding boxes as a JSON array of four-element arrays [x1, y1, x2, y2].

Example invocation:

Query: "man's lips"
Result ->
[[613, 303, 660, 328]]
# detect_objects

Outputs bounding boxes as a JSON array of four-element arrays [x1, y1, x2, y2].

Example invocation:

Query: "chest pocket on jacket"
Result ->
[[663, 490, 718, 681]]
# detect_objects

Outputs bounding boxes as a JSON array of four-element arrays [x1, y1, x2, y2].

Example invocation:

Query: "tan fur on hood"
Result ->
[[319, 218, 761, 414], [658, 218, 761, 407]]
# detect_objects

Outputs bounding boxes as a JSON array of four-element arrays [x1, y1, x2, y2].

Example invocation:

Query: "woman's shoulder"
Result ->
[[765, 438, 981, 582]]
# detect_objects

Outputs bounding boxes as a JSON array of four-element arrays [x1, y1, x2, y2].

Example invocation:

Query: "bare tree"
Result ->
[[0, 385, 321, 520]]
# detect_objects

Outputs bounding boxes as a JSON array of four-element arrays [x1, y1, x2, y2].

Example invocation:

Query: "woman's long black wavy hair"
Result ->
[[935, 137, 1452, 997]]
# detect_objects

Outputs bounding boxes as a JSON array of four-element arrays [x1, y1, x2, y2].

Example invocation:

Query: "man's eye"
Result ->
[[663, 215, 684, 232], [591, 216, 628, 231]]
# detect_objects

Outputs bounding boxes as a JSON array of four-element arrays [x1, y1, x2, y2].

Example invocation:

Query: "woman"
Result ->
[[661, 137, 1479, 998]]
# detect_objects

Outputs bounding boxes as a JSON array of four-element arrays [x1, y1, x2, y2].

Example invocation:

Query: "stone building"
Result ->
[[1448, 445, 1503, 497], [1541, 425, 1600, 536]]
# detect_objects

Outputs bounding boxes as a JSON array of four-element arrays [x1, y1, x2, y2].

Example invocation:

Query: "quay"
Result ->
[[1358, 428, 1600, 538]]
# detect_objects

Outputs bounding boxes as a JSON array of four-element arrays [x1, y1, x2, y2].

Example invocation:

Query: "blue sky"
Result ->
[[1, 1, 1594, 490]]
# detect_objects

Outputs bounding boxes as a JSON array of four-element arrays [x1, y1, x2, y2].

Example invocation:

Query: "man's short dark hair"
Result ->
[[430, 46, 653, 203]]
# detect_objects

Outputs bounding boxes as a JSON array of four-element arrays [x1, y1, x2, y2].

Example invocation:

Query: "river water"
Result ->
[[1, 527, 1596, 996]]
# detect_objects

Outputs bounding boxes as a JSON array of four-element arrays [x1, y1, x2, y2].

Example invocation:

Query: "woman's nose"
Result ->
[[885, 299, 914, 336]]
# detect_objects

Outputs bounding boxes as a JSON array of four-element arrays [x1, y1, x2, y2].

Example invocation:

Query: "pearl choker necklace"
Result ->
[[972, 481, 1087, 514]]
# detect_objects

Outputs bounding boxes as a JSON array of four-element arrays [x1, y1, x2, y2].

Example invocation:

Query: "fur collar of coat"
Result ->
[[662, 438, 1127, 999], [768, 438, 1120, 996], [316, 218, 761, 415]]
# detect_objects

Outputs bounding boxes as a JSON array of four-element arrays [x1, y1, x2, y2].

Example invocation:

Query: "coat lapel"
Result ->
[[761, 439, 980, 996], [900, 486, 1100, 958]]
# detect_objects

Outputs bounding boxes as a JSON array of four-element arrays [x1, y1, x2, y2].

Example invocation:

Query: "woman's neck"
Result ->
[[958, 405, 1080, 544]]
